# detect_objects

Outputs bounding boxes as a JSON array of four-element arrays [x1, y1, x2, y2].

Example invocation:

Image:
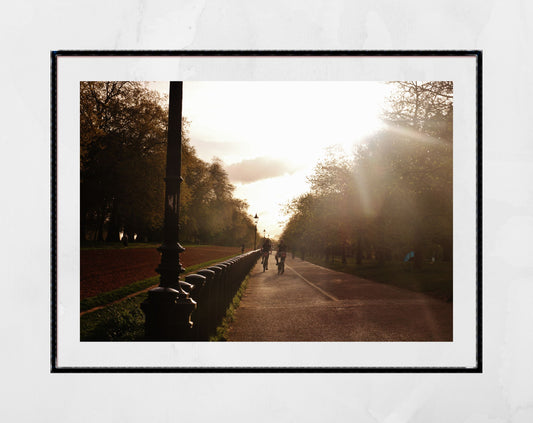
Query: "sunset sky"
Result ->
[[150, 81, 392, 239]]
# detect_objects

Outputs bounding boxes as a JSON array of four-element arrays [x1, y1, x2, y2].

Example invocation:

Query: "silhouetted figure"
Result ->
[[241, 244, 245, 254], [275, 239, 287, 265], [261, 238, 272, 269], [122, 233, 129, 247], [275, 239, 288, 275]]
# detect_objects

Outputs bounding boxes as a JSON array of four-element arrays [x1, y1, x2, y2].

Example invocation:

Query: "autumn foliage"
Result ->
[[281, 82, 453, 268], [80, 82, 256, 246]]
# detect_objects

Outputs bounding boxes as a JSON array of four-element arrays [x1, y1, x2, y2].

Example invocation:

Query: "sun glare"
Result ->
[[181, 81, 388, 163], [148, 81, 391, 237]]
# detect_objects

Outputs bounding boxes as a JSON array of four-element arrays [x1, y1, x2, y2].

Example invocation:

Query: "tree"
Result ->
[[80, 82, 168, 242], [383, 81, 453, 267], [281, 81, 453, 269], [80, 81, 273, 248], [384, 81, 453, 139]]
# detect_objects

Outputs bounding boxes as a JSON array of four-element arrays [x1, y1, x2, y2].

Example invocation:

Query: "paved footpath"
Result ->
[[226, 256, 452, 342]]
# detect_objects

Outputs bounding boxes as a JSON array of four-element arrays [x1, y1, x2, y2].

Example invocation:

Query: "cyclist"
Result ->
[[261, 237, 272, 270], [275, 239, 288, 274]]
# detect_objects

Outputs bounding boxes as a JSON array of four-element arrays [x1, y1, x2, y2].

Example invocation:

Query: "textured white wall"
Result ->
[[1, 0, 532, 421]]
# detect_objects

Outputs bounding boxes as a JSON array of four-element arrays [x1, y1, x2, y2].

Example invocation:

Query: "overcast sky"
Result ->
[[150, 81, 391, 239]]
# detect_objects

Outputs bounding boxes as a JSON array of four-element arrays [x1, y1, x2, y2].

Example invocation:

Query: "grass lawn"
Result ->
[[306, 256, 453, 302], [81, 242, 211, 250], [80, 254, 244, 341], [80, 254, 238, 312], [81, 293, 148, 341]]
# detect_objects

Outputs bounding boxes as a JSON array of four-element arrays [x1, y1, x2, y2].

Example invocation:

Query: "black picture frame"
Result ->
[[51, 50, 482, 373]]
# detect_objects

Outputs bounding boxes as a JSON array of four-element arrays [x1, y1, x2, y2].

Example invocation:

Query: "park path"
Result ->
[[226, 256, 452, 342]]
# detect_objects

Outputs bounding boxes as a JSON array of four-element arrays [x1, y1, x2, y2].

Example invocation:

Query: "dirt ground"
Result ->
[[80, 245, 243, 299]]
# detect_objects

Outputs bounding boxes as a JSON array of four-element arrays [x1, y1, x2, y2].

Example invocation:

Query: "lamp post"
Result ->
[[141, 81, 196, 341], [156, 81, 186, 289], [253, 213, 258, 249]]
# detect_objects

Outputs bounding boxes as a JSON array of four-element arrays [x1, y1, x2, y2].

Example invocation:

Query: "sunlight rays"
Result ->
[[384, 123, 447, 145], [147, 81, 395, 237]]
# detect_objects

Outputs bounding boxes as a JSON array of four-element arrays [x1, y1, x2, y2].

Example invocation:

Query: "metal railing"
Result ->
[[143, 249, 261, 341]]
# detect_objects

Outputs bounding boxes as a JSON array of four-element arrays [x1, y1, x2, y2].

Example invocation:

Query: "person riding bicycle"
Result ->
[[275, 239, 288, 274], [261, 238, 272, 269], [275, 239, 288, 265]]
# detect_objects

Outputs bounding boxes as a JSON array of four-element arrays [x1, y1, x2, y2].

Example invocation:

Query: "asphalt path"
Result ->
[[226, 256, 452, 342]]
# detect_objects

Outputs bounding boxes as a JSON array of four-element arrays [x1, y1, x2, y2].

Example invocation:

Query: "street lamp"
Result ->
[[141, 81, 196, 341], [253, 213, 259, 250]]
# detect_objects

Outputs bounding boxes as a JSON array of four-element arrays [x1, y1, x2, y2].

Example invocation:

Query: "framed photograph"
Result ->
[[52, 51, 481, 372]]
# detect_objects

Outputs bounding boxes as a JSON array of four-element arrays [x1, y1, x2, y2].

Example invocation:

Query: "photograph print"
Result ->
[[53, 52, 480, 370]]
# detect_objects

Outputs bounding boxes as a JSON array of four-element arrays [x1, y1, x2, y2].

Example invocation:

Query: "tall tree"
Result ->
[[81, 82, 267, 248], [80, 82, 168, 242], [281, 81, 453, 268], [383, 81, 453, 267]]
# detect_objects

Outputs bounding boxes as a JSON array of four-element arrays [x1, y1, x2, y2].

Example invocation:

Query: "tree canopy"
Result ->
[[80, 81, 256, 247], [281, 81, 453, 268]]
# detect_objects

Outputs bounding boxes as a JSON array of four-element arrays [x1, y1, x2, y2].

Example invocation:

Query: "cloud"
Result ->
[[226, 157, 302, 184], [190, 137, 252, 157]]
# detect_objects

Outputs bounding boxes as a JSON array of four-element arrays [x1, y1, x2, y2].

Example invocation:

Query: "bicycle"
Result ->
[[277, 252, 286, 275], [262, 250, 269, 272]]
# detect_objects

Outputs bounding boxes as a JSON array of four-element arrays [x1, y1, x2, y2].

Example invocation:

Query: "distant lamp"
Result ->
[[253, 213, 259, 249]]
